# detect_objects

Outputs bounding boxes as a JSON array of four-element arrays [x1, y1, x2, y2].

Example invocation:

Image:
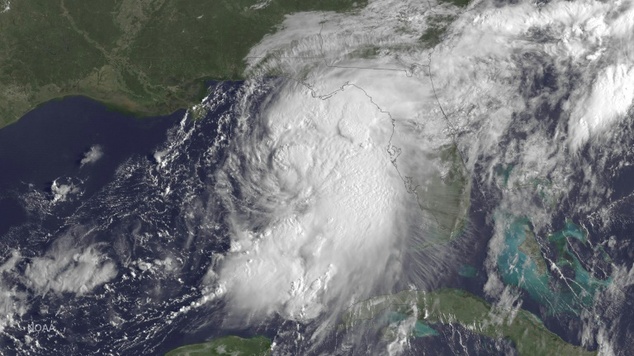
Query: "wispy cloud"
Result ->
[[80, 145, 104, 166], [0, 250, 26, 333]]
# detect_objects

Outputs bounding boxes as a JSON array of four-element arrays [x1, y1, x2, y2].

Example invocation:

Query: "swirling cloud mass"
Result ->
[[2, 0, 634, 354], [210, 0, 634, 352]]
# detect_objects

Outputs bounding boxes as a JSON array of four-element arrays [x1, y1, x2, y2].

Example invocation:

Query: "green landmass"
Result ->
[[414, 143, 470, 247], [165, 336, 271, 356], [517, 224, 548, 275], [420, 14, 456, 48], [441, 0, 471, 7], [0, 0, 365, 128], [344, 289, 596, 356], [347, 45, 382, 60]]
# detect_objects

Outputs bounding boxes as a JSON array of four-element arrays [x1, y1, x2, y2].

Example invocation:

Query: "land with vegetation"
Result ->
[[0, 0, 365, 128], [165, 335, 271, 356], [344, 289, 596, 356]]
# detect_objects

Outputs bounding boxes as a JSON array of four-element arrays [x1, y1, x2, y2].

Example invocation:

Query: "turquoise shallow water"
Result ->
[[412, 321, 439, 338], [388, 312, 438, 338], [497, 216, 610, 315], [458, 264, 478, 278], [495, 164, 514, 187]]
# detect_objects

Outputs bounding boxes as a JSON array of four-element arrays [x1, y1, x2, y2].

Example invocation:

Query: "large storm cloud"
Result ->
[[209, 0, 634, 352]]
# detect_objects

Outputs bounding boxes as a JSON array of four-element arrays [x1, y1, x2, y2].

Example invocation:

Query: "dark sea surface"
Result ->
[[0, 96, 183, 237], [0, 81, 625, 355], [0, 81, 283, 355], [0, 92, 229, 355]]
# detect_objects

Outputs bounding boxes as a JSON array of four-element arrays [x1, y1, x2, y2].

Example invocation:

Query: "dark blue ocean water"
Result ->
[[1, 81, 629, 355], [0, 95, 218, 355], [0, 82, 278, 355], [0, 97, 183, 237]]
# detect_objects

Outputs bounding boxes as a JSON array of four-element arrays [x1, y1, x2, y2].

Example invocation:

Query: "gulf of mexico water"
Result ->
[[0, 96, 182, 237], [0, 85, 253, 355]]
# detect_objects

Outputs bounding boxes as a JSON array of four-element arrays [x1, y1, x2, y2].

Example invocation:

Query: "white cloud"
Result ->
[[0, 0, 9, 13], [211, 0, 634, 348], [0, 250, 20, 274], [80, 145, 104, 166], [25, 243, 117, 296], [50, 179, 80, 203], [249, 0, 271, 11], [0, 250, 27, 333], [216, 82, 407, 322], [568, 64, 634, 150]]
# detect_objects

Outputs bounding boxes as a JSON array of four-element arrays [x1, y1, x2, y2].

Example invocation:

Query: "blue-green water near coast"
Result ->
[[497, 216, 610, 315]]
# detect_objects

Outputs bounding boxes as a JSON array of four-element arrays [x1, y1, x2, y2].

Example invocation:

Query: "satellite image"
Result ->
[[0, 0, 633, 355]]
